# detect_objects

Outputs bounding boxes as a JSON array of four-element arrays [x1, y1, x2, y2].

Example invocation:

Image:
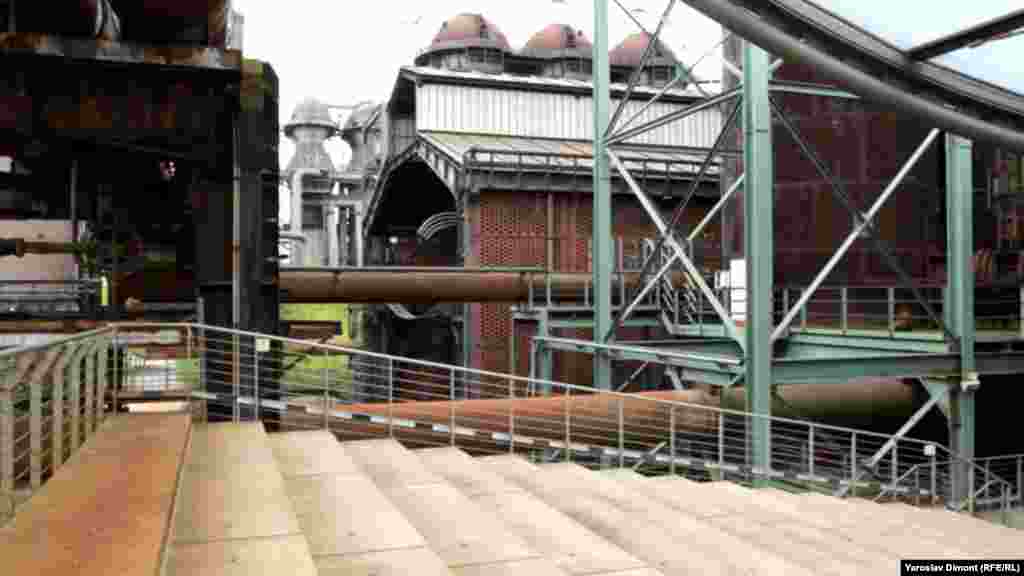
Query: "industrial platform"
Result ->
[[2, 414, 1020, 576]]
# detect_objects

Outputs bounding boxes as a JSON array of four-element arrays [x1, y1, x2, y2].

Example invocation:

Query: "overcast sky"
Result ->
[[235, 0, 725, 180], [233, 0, 1021, 225]]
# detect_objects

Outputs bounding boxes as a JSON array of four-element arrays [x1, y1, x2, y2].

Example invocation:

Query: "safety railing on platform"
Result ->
[[3, 321, 1017, 524], [0, 326, 116, 520], [771, 284, 1023, 337], [876, 452, 1019, 517]]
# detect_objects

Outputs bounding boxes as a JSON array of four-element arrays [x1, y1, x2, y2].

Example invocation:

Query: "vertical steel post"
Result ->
[[618, 398, 625, 468], [51, 346, 68, 473], [841, 287, 848, 333], [387, 358, 394, 438], [509, 376, 515, 454], [449, 368, 456, 446], [1017, 455, 1022, 507], [931, 449, 938, 505], [946, 133, 975, 503], [29, 359, 42, 490], [322, 348, 329, 430], [888, 287, 896, 336], [743, 39, 773, 483], [669, 406, 677, 475], [592, 0, 613, 390], [850, 432, 858, 498], [564, 386, 571, 463], [808, 424, 815, 479], [0, 357, 12, 517], [84, 345, 95, 434]]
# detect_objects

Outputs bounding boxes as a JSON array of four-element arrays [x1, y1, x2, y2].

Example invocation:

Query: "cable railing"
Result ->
[[877, 453, 1019, 517], [0, 280, 101, 317], [2, 321, 1019, 525]]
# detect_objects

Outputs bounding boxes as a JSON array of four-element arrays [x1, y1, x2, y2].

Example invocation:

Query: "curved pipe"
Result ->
[[680, 0, 1024, 152]]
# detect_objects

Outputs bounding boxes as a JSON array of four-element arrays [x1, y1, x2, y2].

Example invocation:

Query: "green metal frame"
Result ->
[[570, 0, 1002, 469]]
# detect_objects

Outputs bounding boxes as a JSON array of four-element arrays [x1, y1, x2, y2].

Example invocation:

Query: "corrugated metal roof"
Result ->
[[420, 131, 717, 176], [400, 65, 706, 100]]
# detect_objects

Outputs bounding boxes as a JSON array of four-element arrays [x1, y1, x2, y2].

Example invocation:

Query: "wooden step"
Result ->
[[268, 431, 452, 575], [1, 413, 190, 576], [343, 439, 567, 575], [417, 447, 662, 576], [165, 422, 316, 576], [543, 463, 816, 576], [482, 455, 739, 576]]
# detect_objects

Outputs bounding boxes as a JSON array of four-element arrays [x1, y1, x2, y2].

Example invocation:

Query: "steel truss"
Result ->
[[562, 0, 998, 474]]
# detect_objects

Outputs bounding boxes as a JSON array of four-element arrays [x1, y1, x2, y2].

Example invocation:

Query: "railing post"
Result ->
[[669, 406, 677, 475], [930, 447, 938, 505], [0, 376, 11, 517], [808, 423, 815, 479], [915, 467, 921, 506], [1017, 455, 1022, 507], [888, 287, 896, 336], [69, 348, 82, 451], [84, 344, 96, 435], [892, 443, 898, 490], [850, 432, 858, 498], [986, 459, 992, 501], [29, 359, 42, 490], [782, 288, 790, 322], [387, 358, 394, 438], [618, 397, 625, 468], [800, 289, 808, 329], [97, 340, 109, 422], [969, 465, 976, 514], [51, 345, 68, 475], [322, 348, 329, 430], [112, 327, 120, 414], [509, 376, 515, 454], [841, 287, 848, 333], [449, 368, 456, 447], [717, 411, 725, 473], [254, 340, 261, 422], [564, 386, 571, 463]]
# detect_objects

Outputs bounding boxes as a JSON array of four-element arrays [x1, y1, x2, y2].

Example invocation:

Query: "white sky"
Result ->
[[234, 0, 726, 225]]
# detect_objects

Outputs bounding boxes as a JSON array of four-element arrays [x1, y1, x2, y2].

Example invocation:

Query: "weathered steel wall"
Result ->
[[721, 39, 943, 284]]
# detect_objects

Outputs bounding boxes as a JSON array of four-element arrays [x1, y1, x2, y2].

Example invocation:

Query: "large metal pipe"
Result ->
[[278, 269, 691, 304], [679, 0, 1024, 153], [284, 378, 917, 449]]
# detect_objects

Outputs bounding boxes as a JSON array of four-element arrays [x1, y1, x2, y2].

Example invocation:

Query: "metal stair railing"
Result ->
[[108, 322, 955, 493], [7, 321, 1015, 524]]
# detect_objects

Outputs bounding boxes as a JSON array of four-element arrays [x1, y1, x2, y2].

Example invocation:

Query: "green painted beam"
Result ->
[[785, 331, 951, 354], [946, 133, 976, 500], [743, 40, 773, 480], [592, 0, 613, 390]]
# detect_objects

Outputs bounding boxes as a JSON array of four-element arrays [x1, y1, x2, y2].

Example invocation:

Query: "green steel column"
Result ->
[[945, 133, 975, 499], [743, 41, 773, 480], [592, 0, 613, 390]]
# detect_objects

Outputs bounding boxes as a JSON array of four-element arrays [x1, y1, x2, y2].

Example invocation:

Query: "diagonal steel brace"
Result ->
[[771, 128, 942, 342], [608, 149, 745, 349], [605, 0, 677, 139], [768, 96, 954, 343], [604, 99, 742, 342]]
